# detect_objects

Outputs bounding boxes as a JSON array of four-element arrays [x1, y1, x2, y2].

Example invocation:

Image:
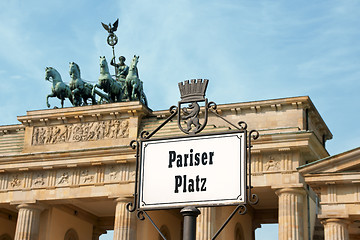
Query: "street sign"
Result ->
[[138, 131, 246, 210]]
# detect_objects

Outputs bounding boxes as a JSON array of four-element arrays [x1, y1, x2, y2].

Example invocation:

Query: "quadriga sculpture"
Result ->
[[69, 62, 97, 106], [45, 67, 73, 108], [92, 56, 123, 103], [125, 55, 148, 106]]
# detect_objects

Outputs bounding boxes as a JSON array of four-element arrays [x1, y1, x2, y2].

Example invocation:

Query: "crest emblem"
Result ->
[[177, 79, 209, 134]]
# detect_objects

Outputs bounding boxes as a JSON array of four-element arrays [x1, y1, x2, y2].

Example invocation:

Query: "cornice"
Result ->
[[0, 124, 24, 135], [0, 145, 135, 172], [302, 171, 360, 185], [253, 130, 329, 159], [17, 101, 152, 127], [298, 147, 360, 174], [149, 96, 332, 141], [152, 96, 312, 116]]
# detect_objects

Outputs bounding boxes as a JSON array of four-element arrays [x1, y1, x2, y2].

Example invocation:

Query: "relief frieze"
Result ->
[[264, 155, 280, 171], [32, 119, 129, 145], [10, 174, 22, 188], [33, 172, 46, 187], [81, 170, 94, 184], [58, 171, 70, 185], [0, 164, 134, 192]]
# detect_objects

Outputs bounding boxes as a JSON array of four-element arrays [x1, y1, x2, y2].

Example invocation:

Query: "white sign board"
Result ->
[[138, 131, 246, 210]]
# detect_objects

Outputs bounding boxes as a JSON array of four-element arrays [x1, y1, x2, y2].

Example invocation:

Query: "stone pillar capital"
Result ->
[[321, 218, 350, 226], [115, 196, 133, 203], [321, 218, 350, 240], [16, 203, 46, 212], [275, 187, 306, 196]]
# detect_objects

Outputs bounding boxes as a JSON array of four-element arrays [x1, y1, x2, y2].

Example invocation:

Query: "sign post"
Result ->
[[181, 207, 201, 240], [126, 80, 259, 240]]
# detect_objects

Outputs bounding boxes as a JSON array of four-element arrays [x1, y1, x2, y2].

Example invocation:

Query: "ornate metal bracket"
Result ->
[[126, 80, 259, 239], [247, 129, 260, 205], [140, 105, 178, 140], [126, 140, 139, 213]]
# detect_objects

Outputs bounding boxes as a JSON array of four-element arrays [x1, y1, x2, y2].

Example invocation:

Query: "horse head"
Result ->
[[45, 67, 52, 82], [45, 67, 62, 83], [129, 55, 139, 71], [69, 62, 81, 79], [99, 56, 110, 74], [127, 55, 139, 79]]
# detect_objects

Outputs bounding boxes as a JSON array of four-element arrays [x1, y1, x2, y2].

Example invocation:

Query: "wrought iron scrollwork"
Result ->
[[208, 101, 217, 110], [141, 105, 178, 140], [238, 121, 247, 130], [169, 105, 177, 114], [140, 130, 150, 140], [249, 129, 260, 141], [137, 210, 145, 220], [238, 204, 247, 215], [126, 140, 139, 212], [247, 129, 260, 205], [208, 101, 248, 131]]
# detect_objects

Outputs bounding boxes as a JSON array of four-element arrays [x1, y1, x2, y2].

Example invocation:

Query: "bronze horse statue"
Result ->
[[92, 56, 123, 103], [45, 67, 73, 108], [69, 62, 97, 106], [125, 55, 148, 106]]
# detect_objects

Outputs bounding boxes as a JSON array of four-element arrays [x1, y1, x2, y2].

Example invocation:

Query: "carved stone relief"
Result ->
[[251, 153, 295, 174], [81, 169, 94, 184], [105, 163, 135, 182], [9, 174, 22, 188], [109, 166, 118, 180], [57, 171, 70, 185], [32, 119, 129, 145], [0, 164, 134, 192], [33, 172, 46, 187], [264, 155, 280, 172]]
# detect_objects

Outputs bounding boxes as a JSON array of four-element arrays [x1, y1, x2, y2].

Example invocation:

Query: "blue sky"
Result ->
[[0, 0, 359, 239]]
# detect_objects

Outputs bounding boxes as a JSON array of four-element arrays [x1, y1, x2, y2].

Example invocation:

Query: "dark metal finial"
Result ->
[[101, 18, 119, 34]]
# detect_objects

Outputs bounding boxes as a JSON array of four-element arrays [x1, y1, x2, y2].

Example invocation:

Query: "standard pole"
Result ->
[[181, 207, 201, 240]]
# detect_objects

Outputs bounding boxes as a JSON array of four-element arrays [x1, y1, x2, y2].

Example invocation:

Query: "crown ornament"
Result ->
[[178, 79, 209, 102]]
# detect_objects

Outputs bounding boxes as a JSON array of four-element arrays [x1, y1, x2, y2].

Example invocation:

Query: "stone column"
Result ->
[[322, 219, 349, 240], [113, 197, 135, 240], [14, 203, 44, 240], [276, 188, 306, 240], [196, 207, 215, 240]]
